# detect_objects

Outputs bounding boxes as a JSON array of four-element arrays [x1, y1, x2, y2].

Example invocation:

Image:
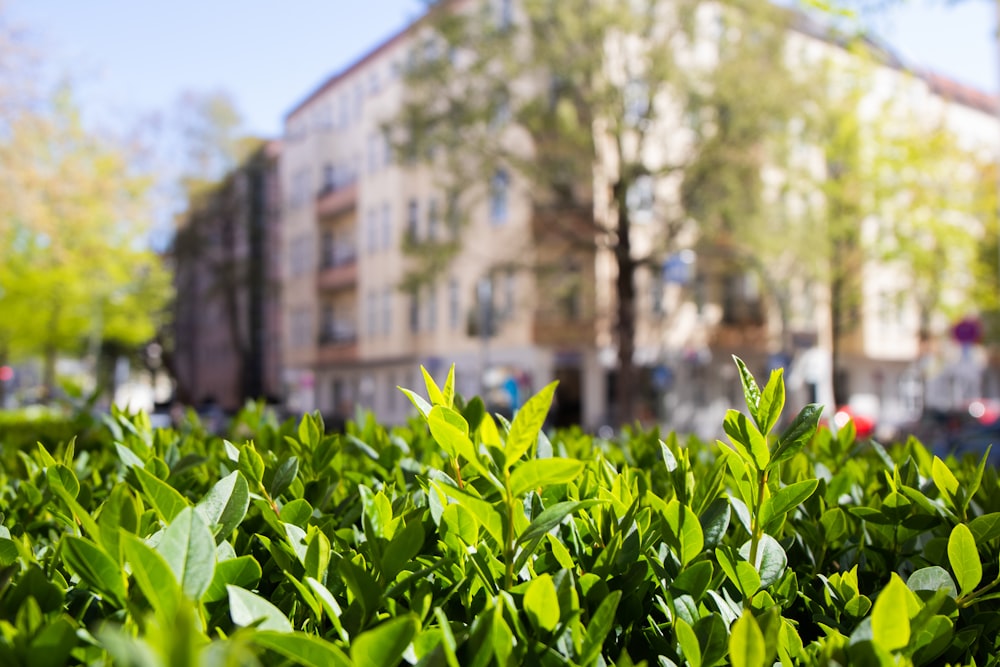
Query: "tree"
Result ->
[[391, 0, 812, 425], [0, 88, 170, 402]]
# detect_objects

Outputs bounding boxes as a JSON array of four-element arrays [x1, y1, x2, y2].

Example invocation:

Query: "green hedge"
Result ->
[[1, 360, 999, 665]]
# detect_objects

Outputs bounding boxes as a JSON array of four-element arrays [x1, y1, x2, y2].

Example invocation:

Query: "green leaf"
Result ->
[[228, 584, 293, 632], [675, 617, 702, 667], [871, 574, 911, 652], [269, 456, 299, 498], [253, 631, 351, 667], [663, 499, 704, 566], [969, 512, 1000, 544], [579, 589, 621, 666], [760, 479, 818, 529], [62, 536, 126, 606], [756, 368, 785, 436], [121, 533, 180, 620], [442, 363, 456, 407], [505, 380, 558, 466], [729, 610, 766, 667], [717, 547, 761, 598], [195, 471, 250, 543], [238, 443, 265, 485], [672, 561, 715, 601], [304, 528, 332, 581], [517, 499, 603, 545], [723, 410, 769, 470], [932, 457, 960, 502], [298, 413, 321, 448], [133, 465, 188, 523], [351, 615, 420, 667], [46, 464, 79, 499], [381, 518, 425, 582], [438, 483, 504, 546], [907, 566, 958, 600], [948, 523, 982, 597], [422, 365, 448, 407], [156, 507, 216, 601], [399, 387, 432, 418], [509, 458, 584, 498], [428, 406, 497, 485], [203, 555, 262, 603], [441, 503, 479, 546], [524, 574, 560, 633], [769, 404, 822, 469], [26, 616, 77, 667], [742, 534, 787, 589], [732, 356, 762, 418]]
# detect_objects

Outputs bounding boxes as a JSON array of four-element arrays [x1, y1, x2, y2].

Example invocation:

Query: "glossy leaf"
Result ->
[[253, 631, 351, 667], [62, 536, 126, 605], [157, 507, 216, 601], [663, 499, 704, 566], [729, 610, 766, 667], [760, 479, 818, 529], [769, 404, 822, 469], [524, 574, 560, 632], [121, 533, 180, 620], [203, 555, 262, 603], [508, 458, 584, 498], [756, 368, 784, 436], [133, 465, 188, 523], [195, 471, 250, 543], [948, 523, 982, 597], [505, 381, 558, 465], [350, 615, 420, 667], [228, 584, 293, 632], [871, 574, 911, 652], [723, 410, 769, 470]]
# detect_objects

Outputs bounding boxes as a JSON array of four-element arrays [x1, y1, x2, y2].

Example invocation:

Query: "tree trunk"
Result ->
[[614, 180, 638, 426]]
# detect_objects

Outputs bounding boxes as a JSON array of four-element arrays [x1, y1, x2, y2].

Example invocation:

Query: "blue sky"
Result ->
[[6, 0, 997, 139]]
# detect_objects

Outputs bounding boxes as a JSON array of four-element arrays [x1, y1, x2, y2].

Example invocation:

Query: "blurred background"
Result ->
[[0, 0, 998, 455]]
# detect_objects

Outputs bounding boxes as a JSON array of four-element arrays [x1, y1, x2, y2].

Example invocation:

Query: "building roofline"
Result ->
[[283, 18, 418, 123]]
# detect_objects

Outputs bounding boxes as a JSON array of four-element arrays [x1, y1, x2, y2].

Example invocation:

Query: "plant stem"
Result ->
[[749, 468, 768, 566]]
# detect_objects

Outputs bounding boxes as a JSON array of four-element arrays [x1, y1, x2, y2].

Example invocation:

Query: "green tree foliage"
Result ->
[[0, 89, 170, 399], [391, 0, 812, 425]]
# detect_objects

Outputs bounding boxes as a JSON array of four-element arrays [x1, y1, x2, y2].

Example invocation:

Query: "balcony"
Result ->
[[316, 327, 358, 365], [316, 181, 358, 219], [317, 249, 358, 291]]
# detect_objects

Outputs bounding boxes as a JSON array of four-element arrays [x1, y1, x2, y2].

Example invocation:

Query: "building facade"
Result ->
[[172, 141, 283, 412], [276, 2, 998, 435]]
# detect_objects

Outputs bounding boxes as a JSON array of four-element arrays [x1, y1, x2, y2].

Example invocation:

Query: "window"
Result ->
[[369, 70, 380, 94], [382, 133, 392, 168], [382, 287, 393, 335], [448, 278, 460, 330], [339, 92, 350, 128], [427, 199, 439, 241], [354, 82, 364, 121], [321, 163, 336, 192], [321, 229, 335, 268], [407, 199, 419, 243], [368, 133, 378, 174], [381, 202, 392, 249], [366, 207, 378, 253], [426, 284, 437, 332], [409, 291, 420, 333], [497, 0, 513, 29], [366, 290, 378, 336], [502, 269, 515, 317], [489, 169, 509, 224]]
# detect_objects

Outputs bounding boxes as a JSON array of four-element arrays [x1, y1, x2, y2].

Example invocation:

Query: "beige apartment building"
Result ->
[[279, 3, 998, 435]]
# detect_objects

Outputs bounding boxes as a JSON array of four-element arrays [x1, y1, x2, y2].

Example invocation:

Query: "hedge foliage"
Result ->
[[1, 358, 1000, 665]]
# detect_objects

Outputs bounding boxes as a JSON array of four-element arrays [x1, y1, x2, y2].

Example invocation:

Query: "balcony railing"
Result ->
[[317, 251, 358, 290], [316, 327, 358, 365], [316, 180, 358, 218]]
